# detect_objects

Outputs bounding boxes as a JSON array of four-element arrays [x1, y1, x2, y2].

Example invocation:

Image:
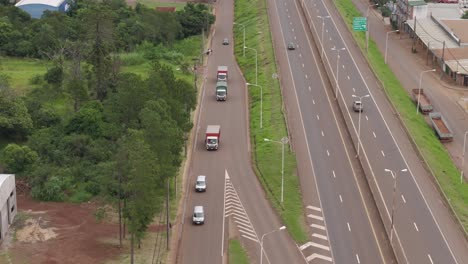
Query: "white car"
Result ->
[[192, 206, 205, 225], [195, 175, 206, 192]]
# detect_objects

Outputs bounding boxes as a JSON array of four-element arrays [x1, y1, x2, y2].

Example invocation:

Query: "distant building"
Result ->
[[0, 174, 16, 244], [15, 0, 71, 19], [394, 0, 428, 29]]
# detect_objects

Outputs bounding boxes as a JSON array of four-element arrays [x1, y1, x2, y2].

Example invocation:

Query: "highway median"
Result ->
[[233, 0, 308, 243]]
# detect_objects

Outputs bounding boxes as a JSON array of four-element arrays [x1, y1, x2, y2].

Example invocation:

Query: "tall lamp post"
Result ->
[[245, 46, 258, 85], [260, 226, 286, 264], [352, 94, 370, 156], [416, 69, 436, 114], [385, 30, 399, 64], [331, 46, 346, 99], [385, 168, 408, 245], [247, 83, 263, 128], [366, 3, 378, 52], [264, 137, 289, 204], [462, 131, 468, 184], [318, 15, 330, 58], [233, 22, 246, 57]]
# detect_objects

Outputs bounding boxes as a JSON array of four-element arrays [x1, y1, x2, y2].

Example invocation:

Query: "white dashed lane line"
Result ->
[[326, 150, 330, 156], [321, 131, 324, 136], [302, 63, 305, 68], [373, 131, 376, 138], [356, 254, 361, 264], [365, 115, 368, 121], [317, 115, 320, 120], [305, 74, 308, 79], [428, 254, 434, 264], [342, 64, 344, 69], [352, 87, 356, 93], [414, 222, 419, 232], [312, 99, 315, 104], [347, 75, 350, 80], [401, 195, 406, 203], [292, 28, 294, 32], [347, 222, 351, 232], [381, 150, 385, 157], [299, 53, 302, 58], [309, 86, 311, 91], [339, 195, 343, 203], [332, 170, 336, 178]]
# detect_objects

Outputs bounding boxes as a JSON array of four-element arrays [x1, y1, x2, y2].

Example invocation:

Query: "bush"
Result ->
[[68, 189, 93, 203], [31, 176, 66, 201], [119, 52, 146, 66]]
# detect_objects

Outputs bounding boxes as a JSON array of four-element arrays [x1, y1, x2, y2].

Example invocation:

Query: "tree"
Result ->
[[176, 3, 214, 37], [0, 74, 33, 138], [462, 11, 468, 19], [0, 144, 38, 174], [64, 101, 104, 138]]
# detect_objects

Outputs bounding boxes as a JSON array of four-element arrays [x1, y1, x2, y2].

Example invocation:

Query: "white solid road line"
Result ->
[[414, 222, 419, 232], [312, 233, 328, 241], [311, 223, 326, 230], [401, 194, 407, 203], [307, 205, 322, 212], [347, 222, 351, 232], [339, 194, 343, 203]]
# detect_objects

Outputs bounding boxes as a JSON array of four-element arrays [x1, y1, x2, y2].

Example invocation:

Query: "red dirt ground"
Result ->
[[6, 195, 122, 264]]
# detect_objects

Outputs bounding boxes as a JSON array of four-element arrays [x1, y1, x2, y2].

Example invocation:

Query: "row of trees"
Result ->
[[0, 0, 214, 57]]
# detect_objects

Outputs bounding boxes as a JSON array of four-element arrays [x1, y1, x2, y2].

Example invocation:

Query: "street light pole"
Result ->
[[385, 30, 399, 64], [462, 131, 468, 184], [260, 226, 286, 264], [318, 15, 330, 58], [352, 94, 370, 156], [366, 3, 378, 52], [416, 69, 436, 114], [247, 83, 263, 128], [234, 22, 246, 57], [245, 46, 258, 85], [264, 137, 289, 204], [385, 168, 407, 245], [331, 46, 346, 99]]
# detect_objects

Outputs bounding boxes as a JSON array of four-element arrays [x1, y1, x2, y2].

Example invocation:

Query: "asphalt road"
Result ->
[[298, 0, 468, 263], [266, 0, 396, 263], [176, 0, 304, 263]]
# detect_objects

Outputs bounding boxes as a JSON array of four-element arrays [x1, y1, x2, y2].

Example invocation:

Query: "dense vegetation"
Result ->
[[0, 0, 212, 252]]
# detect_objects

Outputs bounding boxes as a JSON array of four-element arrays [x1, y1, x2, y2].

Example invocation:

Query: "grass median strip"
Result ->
[[233, 0, 308, 243], [333, 0, 468, 232], [229, 239, 250, 264]]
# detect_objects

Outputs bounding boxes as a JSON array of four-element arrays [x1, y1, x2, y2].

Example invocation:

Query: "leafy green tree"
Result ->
[[65, 101, 104, 138], [176, 3, 214, 37], [462, 11, 468, 19], [0, 144, 38, 174], [0, 74, 33, 138]]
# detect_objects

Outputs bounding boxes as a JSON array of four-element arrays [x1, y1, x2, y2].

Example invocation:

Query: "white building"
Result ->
[[0, 174, 17, 244], [15, 0, 71, 19]]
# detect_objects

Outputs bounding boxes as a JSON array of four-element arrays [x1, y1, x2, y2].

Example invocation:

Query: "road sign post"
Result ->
[[353, 17, 367, 32]]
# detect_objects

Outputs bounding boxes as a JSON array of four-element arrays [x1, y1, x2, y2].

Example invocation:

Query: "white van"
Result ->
[[192, 206, 205, 225], [195, 175, 207, 192]]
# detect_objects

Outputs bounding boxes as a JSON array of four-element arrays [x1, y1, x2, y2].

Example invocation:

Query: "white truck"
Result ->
[[205, 125, 221, 150]]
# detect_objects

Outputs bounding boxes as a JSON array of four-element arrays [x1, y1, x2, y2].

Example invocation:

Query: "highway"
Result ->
[[266, 0, 394, 263], [175, 0, 304, 263], [297, 0, 468, 263]]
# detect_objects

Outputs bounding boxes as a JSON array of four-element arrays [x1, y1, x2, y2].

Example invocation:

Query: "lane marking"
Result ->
[[308, 214, 324, 221], [305, 74, 308, 79], [381, 150, 385, 157], [373, 131, 376, 138], [292, 28, 295, 32], [414, 222, 419, 232], [327, 150, 330, 156], [329, 37, 332, 41], [332, 170, 336, 178], [302, 63, 305, 68], [299, 53, 302, 58], [300, 241, 330, 251], [326, 29, 328, 33], [342, 64, 344, 69], [365, 115, 368, 121], [339, 195, 343, 203], [352, 87, 356, 93], [428, 254, 434, 264], [401, 195, 406, 203], [306, 253, 332, 262], [311, 224, 325, 230], [347, 75, 350, 80], [290, 22, 292, 25], [312, 99, 315, 104], [308, 85, 311, 91], [317, 115, 320, 120], [347, 222, 351, 232], [356, 254, 361, 264], [312, 233, 328, 241], [241, 234, 258, 243], [307, 205, 322, 212], [321, 130, 324, 136]]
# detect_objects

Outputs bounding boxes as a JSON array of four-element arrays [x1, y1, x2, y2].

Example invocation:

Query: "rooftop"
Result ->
[[441, 19, 468, 45], [407, 18, 459, 49], [15, 0, 65, 7], [427, 3, 463, 19]]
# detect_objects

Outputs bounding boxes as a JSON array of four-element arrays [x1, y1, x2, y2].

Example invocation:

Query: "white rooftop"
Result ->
[[407, 18, 459, 49], [15, 0, 65, 7], [446, 59, 468, 75], [427, 3, 464, 19]]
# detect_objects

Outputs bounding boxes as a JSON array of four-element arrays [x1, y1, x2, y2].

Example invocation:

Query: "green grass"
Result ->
[[136, 0, 186, 10], [234, 0, 308, 243], [228, 239, 250, 264], [0, 56, 49, 93], [333, 0, 468, 232]]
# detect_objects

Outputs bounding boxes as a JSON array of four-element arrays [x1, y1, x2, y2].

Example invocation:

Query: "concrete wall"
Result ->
[[0, 174, 16, 244]]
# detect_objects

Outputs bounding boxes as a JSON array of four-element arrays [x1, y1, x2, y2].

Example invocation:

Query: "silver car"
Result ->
[[195, 175, 207, 192]]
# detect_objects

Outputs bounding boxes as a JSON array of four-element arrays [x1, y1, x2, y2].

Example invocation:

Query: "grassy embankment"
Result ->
[[234, 0, 308, 243], [135, 0, 186, 10], [229, 239, 250, 264], [333, 0, 468, 232]]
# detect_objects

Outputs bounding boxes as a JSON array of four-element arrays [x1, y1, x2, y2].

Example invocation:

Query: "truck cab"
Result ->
[[206, 137, 219, 150], [216, 81, 228, 101], [217, 66, 228, 82]]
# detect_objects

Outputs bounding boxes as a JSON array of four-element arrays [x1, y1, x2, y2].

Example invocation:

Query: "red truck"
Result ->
[[205, 125, 221, 150], [217, 66, 228, 82]]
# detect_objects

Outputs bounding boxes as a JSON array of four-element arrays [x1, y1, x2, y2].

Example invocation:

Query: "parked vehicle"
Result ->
[[429, 112, 453, 142], [192, 206, 205, 225], [216, 81, 228, 101], [411, 89, 433, 114], [352, 101, 363, 112], [217, 66, 228, 82], [205, 125, 221, 150], [195, 175, 206, 192]]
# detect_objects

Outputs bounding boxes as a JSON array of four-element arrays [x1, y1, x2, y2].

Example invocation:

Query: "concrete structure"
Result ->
[[15, 0, 70, 19], [0, 174, 16, 244], [395, 0, 428, 28]]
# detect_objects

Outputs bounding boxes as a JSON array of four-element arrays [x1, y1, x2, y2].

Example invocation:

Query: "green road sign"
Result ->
[[353, 17, 367, 31]]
